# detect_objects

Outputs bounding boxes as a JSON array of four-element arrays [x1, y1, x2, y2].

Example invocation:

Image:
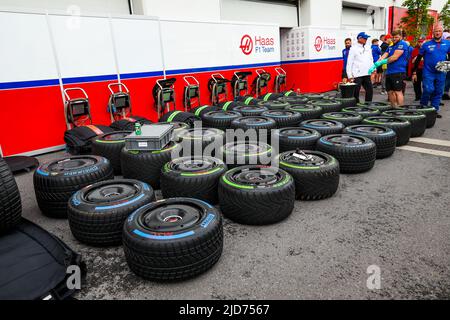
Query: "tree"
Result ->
[[440, 0, 450, 30], [399, 0, 435, 44]]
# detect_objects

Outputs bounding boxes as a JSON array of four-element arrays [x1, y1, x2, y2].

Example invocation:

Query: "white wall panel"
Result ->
[[111, 17, 164, 75], [49, 15, 117, 79], [137, 0, 220, 21], [0, 12, 58, 82]]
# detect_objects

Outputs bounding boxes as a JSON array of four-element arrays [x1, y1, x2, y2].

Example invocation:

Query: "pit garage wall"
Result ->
[[0, 10, 280, 156], [280, 27, 384, 93]]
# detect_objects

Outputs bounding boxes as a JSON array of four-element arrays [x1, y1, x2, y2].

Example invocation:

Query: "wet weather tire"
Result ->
[[300, 119, 344, 136], [278, 151, 339, 200], [261, 110, 303, 128], [123, 198, 223, 281], [161, 157, 227, 204], [342, 107, 381, 118], [343, 125, 396, 159], [362, 116, 411, 146], [321, 112, 363, 127], [91, 131, 132, 174], [286, 104, 322, 120], [273, 128, 321, 152], [382, 110, 427, 137], [400, 105, 437, 128], [0, 157, 22, 233], [316, 134, 376, 173], [33, 156, 114, 218], [201, 111, 242, 131], [217, 141, 272, 169], [68, 179, 155, 246], [218, 165, 295, 225], [311, 100, 342, 113], [121, 142, 181, 189]]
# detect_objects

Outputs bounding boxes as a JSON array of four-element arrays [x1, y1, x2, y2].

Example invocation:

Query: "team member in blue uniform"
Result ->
[[369, 30, 409, 107], [413, 26, 450, 118], [342, 38, 352, 82], [371, 39, 382, 86]]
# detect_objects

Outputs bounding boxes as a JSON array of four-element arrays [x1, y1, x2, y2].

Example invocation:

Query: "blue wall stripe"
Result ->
[[0, 58, 341, 90]]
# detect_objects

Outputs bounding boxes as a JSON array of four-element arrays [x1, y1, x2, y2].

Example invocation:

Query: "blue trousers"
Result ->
[[445, 72, 450, 93], [421, 71, 446, 111]]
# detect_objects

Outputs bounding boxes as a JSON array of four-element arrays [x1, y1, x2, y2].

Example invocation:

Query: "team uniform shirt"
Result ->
[[386, 40, 409, 75], [371, 44, 381, 62], [346, 42, 374, 79], [419, 38, 450, 74], [342, 47, 350, 71]]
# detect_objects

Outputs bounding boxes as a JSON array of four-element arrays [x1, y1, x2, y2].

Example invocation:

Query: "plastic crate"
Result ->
[[125, 124, 173, 151]]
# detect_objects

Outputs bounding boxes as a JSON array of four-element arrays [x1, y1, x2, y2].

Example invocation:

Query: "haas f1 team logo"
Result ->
[[240, 35, 253, 55], [314, 36, 323, 52]]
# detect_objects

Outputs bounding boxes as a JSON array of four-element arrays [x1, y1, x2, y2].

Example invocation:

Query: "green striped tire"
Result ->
[[382, 110, 426, 137], [92, 131, 132, 174], [400, 105, 437, 128], [356, 102, 392, 113], [217, 141, 272, 169], [342, 106, 381, 118], [321, 112, 363, 126], [311, 100, 343, 113]]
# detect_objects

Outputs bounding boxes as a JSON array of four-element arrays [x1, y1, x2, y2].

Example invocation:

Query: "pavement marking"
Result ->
[[410, 137, 450, 148], [398, 145, 450, 158]]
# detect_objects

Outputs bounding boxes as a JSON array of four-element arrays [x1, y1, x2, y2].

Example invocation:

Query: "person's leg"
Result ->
[[413, 75, 421, 100], [381, 71, 387, 94], [431, 73, 446, 112], [395, 91, 404, 106], [443, 72, 450, 99], [362, 76, 373, 102], [421, 71, 434, 107], [388, 91, 397, 106], [417, 69, 423, 100], [353, 77, 363, 103]]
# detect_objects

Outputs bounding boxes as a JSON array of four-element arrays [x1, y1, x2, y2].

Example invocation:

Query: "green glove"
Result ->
[[369, 59, 388, 74]]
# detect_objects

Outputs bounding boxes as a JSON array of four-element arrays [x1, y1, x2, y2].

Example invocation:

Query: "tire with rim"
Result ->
[[261, 110, 303, 128], [91, 131, 132, 174], [363, 116, 411, 146], [235, 96, 260, 106], [230, 116, 277, 142], [33, 156, 114, 218], [123, 198, 223, 281], [153, 122, 190, 142], [121, 141, 181, 189], [68, 179, 155, 246], [278, 150, 339, 200], [286, 104, 322, 120], [382, 110, 426, 137], [175, 128, 225, 157], [159, 111, 199, 127], [201, 111, 242, 131], [316, 134, 376, 173], [273, 127, 321, 152], [0, 157, 22, 233], [232, 105, 268, 116], [191, 105, 219, 118], [311, 100, 343, 113], [400, 105, 437, 128], [258, 93, 283, 101], [219, 101, 240, 111], [343, 125, 397, 159], [257, 100, 290, 110], [217, 141, 272, 169], [300, 119, 345, 135], [278, 96, 309, 105], [321, 112, 363, 126], [218, 165, 295, 225], [342, 106, 381, 118], [302, 93, 325, 101], [333, 97, 357, 108], [161, 157, 227, 204], [357, 101, 392, 112]]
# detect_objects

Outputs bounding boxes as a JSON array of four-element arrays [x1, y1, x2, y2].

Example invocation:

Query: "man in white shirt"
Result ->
[[346, 32, 374, 103]]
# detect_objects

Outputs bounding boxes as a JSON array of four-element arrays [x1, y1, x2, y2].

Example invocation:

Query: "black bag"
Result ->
[[64, 125, 114, 155], [110, 116, 153, 131], [0, 219, 85, 300]]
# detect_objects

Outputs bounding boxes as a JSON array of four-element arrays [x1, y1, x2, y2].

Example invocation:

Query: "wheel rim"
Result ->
[[266, 111, 290, 116], [280, 128, 313, 137], [352, 125, 387, 134], [326, 112, 357, 118], [140, 203, 202, 232], [239, 117, 268, 124], [289, 105, 314, 111], [305, 120, 337, 127], [169, 157, 218, 172], [367, 117, 403, 123], [230, 167, 283, 187], [48, 157, 96, 172], [84, 182, 139, 203], [280, 151, 327, 166], [325, 135, 365, 145]]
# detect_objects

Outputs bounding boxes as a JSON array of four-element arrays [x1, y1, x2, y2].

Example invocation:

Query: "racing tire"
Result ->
[[311, 100, 343, 113], [235, 96, 260, 106], [316, 134, 376, 173], [121, 142, 181, 189], [357, 102, 392, 113], [278, 150, 339, 200], [333, 97, 357, 108], [33, 156, 114, 218], [273, 127, 321, 152], [0, 157, 22, 233], [201, 111, 242, 131], [257, 100, 290, 110], [217, 141, 272, 169], [123, 198, 223, 281], [382, 110, 426, 138], [91, 131, 132, 175], [218, 101, 240, 111], [343, 125, 397, 159], [278, 96, 309, 105], [159, 111, 199, 127], [363, 116, 411, 146], [161, 157, 227, 204], [286, 104, 322, 120], [191, 105, 220, 118], [300, 119, 345, 136], [68, 179, 155, 246], [261, 110, 303, 128], [321, 112, 363, 126], [342, 106, 381, 118], [399, 105, 437, 129], [218, 165, 295, 225], [176, 128, 225, 157], [232, 105, 268, 116], [302, 93, 325, 101], [258, 93, 283, 101], [230, 116, 277, 142]]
